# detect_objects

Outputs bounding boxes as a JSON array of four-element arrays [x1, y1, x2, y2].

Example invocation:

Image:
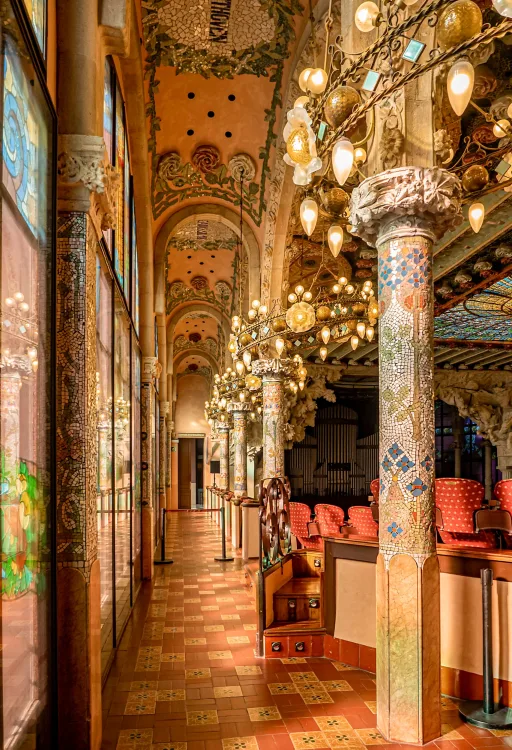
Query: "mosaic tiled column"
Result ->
[[159, 401, 169, 510], [252, 359, 294, 479], [218, 425, 230, 490], [141, 356, 160, 579], [228, 403, 251, 548], [351, 167, 462, 745]]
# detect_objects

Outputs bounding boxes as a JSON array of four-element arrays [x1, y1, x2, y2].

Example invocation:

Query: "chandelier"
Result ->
[[204, 368, 264, 426]]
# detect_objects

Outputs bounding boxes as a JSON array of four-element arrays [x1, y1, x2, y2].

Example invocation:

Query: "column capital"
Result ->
[[160, 400, 170, 417], [350, 166, 462, 247], [142, 356, 162, 383], [251, 357, 296, 381], [228, 402, 252, 415], [57, 134, 121, 236]]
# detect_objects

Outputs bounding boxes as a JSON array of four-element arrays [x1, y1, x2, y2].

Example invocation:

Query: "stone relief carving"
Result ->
[[158, 151, 182, 180], [228, 153, 257, 182], [378, 96, 405, 171], [350, 166, 463, 247], [192, 145, 221, 174]]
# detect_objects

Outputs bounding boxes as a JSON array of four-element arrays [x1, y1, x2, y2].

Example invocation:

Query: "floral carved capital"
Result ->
[[142, 356, 161, 383], [349, 166, 463, 247], [251, 358, 297, 381], [228, 153, 256, 182], [160, 401, 170, 417], [228, 401, 253, 414]]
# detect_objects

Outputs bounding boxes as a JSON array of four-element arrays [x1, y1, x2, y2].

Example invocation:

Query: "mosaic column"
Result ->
[[159, 401, 169, 511], [141, 356, 160, 579], [228, 403, 251, 548], [252, 359, 295, 480], [351, 167, 462, 745], [218, 425, 230, 490]]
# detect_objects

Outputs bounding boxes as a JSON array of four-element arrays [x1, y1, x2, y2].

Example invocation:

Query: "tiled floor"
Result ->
[[102, 513, 512, 750]]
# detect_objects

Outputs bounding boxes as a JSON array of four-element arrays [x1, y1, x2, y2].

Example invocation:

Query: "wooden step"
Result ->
[[274, 577, 321, 622]]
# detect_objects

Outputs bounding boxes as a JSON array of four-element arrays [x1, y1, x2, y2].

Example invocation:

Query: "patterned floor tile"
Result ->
[[164, 626, 184, 633], [364, 701, 377, 714], [208, 650, 233, 660], [184, 598, 201, 604], [185, 668, 212, 679], [186, 710, 219, 725], [314, 718, 353, 732], [236, 666, 262, 676], [151, 744, 187, 750], [332, 663, 355, 672], [281, 657, 307, 664], [130, 681, 158, 691], [291, 672, 320, 684], [247, 706, 282, 722], [204, 625, 225, 632], [322, 731, 364, 748], [201, 605, 219, 611], [184, 638, 207, 645], [117, 728, 154, 748], [321, 681, 353, 692], [268, 683, 299, 695], [184, 615, 203, 621], [290, 732, 329, 749], [222, 614, 240, 621], [243, 624, 257, 631], [441, 724, 463, 740], [353, 729, 388, 745], [125, 690, 157, 715], [156, 689, 186, 701], [213, 686, 243, 698], [160, 652, 185, 662], [221, 737, 258, 750], [227, 636, 250, 645]]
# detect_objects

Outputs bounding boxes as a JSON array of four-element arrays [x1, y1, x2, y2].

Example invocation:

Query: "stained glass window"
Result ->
[[115, 82, 125, 288], [123, 148, 131, 299], [103, 59, 114, 163], [1, 4, 54, 746], [132, 200, 139, 336], [22, 0, 46, 53], [434, 276, 512, 341]]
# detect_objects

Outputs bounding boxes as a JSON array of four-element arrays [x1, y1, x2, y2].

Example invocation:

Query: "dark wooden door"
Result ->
[[178, 438, 192, 509]]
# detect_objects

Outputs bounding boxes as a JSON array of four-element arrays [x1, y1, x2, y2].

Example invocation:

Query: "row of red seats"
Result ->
[[289, 478, 512, 550]]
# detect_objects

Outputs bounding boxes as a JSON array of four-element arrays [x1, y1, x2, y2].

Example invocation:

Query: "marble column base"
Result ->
[[377, 553, 441, 744], [58, 561, 102, 750]]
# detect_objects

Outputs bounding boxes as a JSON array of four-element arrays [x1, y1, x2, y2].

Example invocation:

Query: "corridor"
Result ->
[[101, 514, 490, 750]]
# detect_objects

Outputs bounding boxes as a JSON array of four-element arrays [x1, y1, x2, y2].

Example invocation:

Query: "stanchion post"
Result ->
[[154, 508, 174, 566], [459, 568, 512, 728], [214, 506, 234, 562]]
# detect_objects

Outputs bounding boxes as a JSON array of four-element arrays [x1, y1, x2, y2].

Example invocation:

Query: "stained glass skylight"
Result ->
[[435, 276, 512, 341]]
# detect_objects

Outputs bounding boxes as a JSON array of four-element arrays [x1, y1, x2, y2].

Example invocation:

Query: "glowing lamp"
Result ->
[[294, 95, 310, 108], [300, 198, 318, 236], [469, 202, 485, 233], [357, 322, 366, 338], [235, 360, 245, 376], [493, 0, 512, 16], [366, 326, 375, 342], [298, 68, 313, 92], [320, 346, 328, 361], [328, 225, 344, 258], [351, 336, 359, 351], [493, 119, 511, 138], [332, 138, 354, 186], [447, 59, 474, 116], [354, 147, 367, 163], [295, 284, 305, 296], [288, 293, 298, 303], [307, 68, 328, 95], [243, 351, 252, 368], [248, 309, 257, 320], [321, 326, 331, 345], [275, 337, 285, 357], [303, 290, 313, 301], [354, 2, 380, 32]]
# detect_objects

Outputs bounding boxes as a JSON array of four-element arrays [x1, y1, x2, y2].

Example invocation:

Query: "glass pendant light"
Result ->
[[307, 68, 328, 95], [356, 322, 366, 339], [328, 225, 344, 258], [243, 351, 252, 368], [300, 198, 319, 236], [235, 360, 245, 376], [493, 0, 512, 16], [354, 1, 380, 32], [298, 68, 313, 92], [366, 326, 375, 342], [319, 346, 328, 361], [351, 335, 359, 351], [493, 119, 511, 138], [275, 337, 285, 357], [321, 326, 331, 345], [447, 59, 474, 116], [469, 202, 485, 233], [332, 139, 354, 186]]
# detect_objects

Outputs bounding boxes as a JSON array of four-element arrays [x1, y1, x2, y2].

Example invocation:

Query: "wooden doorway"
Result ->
[[178, 438, 193, 509]]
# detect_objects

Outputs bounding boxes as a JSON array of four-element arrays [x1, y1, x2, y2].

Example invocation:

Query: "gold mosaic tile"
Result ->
[[321, 681, 353, 692], [268, 683, 299, 695], [186, 710, 219, 725], [213, 685, 243, 698], [221, 737, 258, 750], [247, 706, 282, 722], [185, 668, 212, 679], [290, 732, 329, 750], [236, 665, 262, 675]]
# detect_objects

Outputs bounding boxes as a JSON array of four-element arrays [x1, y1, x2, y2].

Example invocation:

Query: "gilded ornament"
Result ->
[[239, 332, 253, 347], [437, 0, 482, 50], [346, 319, 357, 331], [462, 164, 490, 192], [324, 86, 361, 129], [316, 305, 331, 322], [321, 187, 349, 216], [286, 126, 311, 165], [271, 318, 287, 333], [351, 302, 366, 315], [286, 301, 316, 332], [245, 374, 262, 391]]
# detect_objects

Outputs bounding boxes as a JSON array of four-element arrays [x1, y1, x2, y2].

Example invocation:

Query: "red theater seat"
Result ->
[[494, 479, 512, 547], [348, 506, 378, 538], [370, 479, 380, 503], [289, 502, 323, 551], [435, 478, 496, 549], [315, 504, 345, 538]]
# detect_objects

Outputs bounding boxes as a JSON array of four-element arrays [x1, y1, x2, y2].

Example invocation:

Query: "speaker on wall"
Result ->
[[210, 460, 220, 474]]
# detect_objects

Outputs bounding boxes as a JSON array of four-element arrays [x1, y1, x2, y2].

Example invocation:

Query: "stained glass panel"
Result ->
[[114, 83, 125, 287], [103, 59, 113, 163], [132, 202, 139, 335], [1, 6, 54, 746], [22, 0, 46, 52], [123, 142, 131, 299]]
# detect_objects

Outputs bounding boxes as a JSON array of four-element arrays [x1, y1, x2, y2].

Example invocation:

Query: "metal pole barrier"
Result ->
[[154, 508, 174, 565], [214, 506, 234, 562], [459, 568, 512, 728]]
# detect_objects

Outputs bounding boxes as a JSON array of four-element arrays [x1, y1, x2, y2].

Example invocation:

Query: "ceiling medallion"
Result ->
[[158, 151, 182, 180], [192, 145, 221, 174], [228, 153, 256, 182], [190, 275, 209, 290]]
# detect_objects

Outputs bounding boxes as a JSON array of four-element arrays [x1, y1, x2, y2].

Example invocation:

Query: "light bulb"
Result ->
[[298, 366, 308, 379], [346, 284, 355, 294], [257, 406, 262, 414], [243, 351, 252, 368], [252, 299, 260, 309], [354, 147, 367, 163], [248, 309, 257, 320], [251, 394, 256, 403], [14, 292, 24, 302], [447, 59, 474, 116], [239, 391, 246, 402], [259, 304, 268, 315], [18, 302, 29, 313], [320, 346, 328, 361], [357, 322, 366, 338], [300, 198, 318, 236], [328, 225, 344, 258], [493, 119, 511, 138], [5, 297, 15, 307], [235, 360, 245, 376], [307, 68, 328, 95], [295, 284, 304, 296], [351, 335, 359, 351], [469, 202, 485, 233], [294, 95, 310, 108], [220, 397, 227, 409], [299, 381, 305, 391], [275, 337, 285, 357], [288, 293, 298, 303], [366, 325, 375, 342], [508, 102, 512, 119], [303, 290, 313, 301], [338, 276, 348, 286], [299, 68, 313, 92], [228, 340, 236, 353], [332, 138, 354, 186], [27, 347, 37, 360], [321, 326, 331, 345], [250, 412, 256, 420], [354, 1, 380, 32], [332, 284, 341, 294], [493, 0, 512, 16]]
